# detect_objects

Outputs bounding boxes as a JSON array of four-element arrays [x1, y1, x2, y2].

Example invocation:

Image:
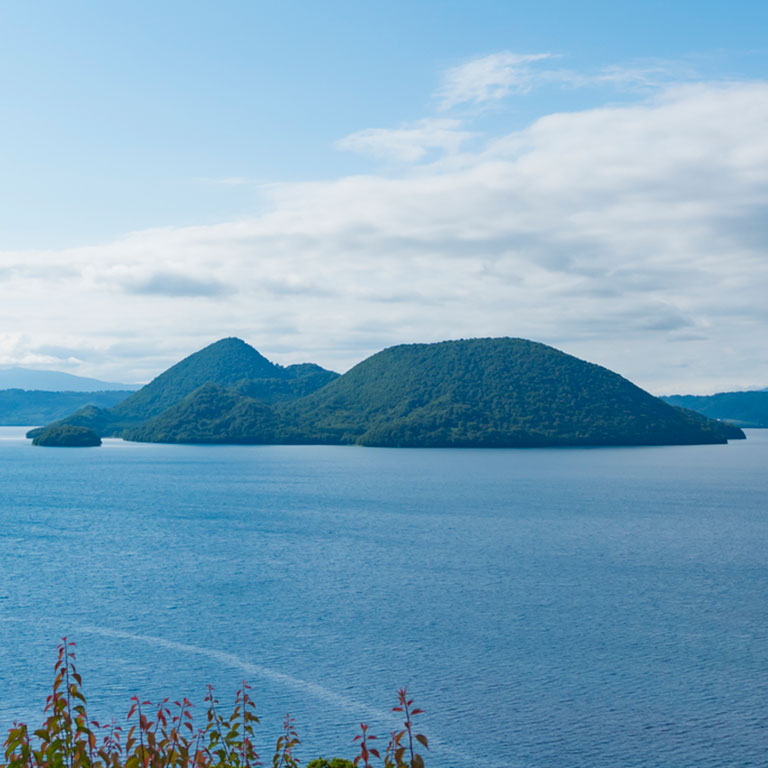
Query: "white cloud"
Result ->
[[438, 52, 554, 109], [0, 334, 67, 367], [1, 82, 767, 392], [592, 62, 696, 89], [193, 176, 257, 186], [337, 119, 474, 162], [437, 51, 697, 110]]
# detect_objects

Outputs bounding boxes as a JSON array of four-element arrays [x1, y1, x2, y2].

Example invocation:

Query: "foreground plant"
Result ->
[[272, 715, 299, 768], [391, 689, 427, 768], [3, 641, 428, 768]]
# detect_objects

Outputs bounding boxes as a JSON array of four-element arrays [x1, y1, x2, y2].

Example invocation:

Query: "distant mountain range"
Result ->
[[0, 367, 139, 426], [0, 367, 139, 392], [28, 337, 744, 447], [661, 391, 768, 428], [0, 390, 135, 426]]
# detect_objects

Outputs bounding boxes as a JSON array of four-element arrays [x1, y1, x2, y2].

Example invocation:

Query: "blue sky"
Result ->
[[3, 0, 766, 247], [1, 1, 767, 391]]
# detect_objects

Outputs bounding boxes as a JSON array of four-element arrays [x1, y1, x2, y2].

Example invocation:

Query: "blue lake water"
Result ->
[[0, 426, 767, 767]]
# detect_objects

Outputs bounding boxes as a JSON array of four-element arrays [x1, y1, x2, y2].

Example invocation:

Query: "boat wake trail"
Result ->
[[76, 624, 487, 768], [78, 624, 382, 717]]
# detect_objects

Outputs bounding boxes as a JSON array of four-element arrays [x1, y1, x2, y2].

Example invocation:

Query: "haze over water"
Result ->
[[1, 427, 766, 767]]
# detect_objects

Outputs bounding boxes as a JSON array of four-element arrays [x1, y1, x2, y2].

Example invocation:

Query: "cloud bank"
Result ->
[[1, 57, 767, 393]]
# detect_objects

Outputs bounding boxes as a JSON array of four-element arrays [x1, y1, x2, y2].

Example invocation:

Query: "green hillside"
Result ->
[[279, 338, 743, 446], [123, 338, 744, 447], [26, 404, 119, 439], [661, 391, 768, 427], [125, 383, 306, 444], [110, 337, 286, 422], [670, 405, 744, 441], [232, 365, 339, 404], [27, 338, 338, 439]]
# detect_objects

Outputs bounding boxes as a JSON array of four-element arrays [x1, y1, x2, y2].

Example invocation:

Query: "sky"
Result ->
[[1, 0, 767, 393]]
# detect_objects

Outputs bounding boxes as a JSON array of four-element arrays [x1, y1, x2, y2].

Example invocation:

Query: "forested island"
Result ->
[[28, 337, 745, 448]]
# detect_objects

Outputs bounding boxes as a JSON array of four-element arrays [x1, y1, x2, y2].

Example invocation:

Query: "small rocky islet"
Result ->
[[31, 424, 102, 447]]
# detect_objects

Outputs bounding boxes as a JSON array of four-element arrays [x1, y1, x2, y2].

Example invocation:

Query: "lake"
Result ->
[[1, 427, 766, 767]]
